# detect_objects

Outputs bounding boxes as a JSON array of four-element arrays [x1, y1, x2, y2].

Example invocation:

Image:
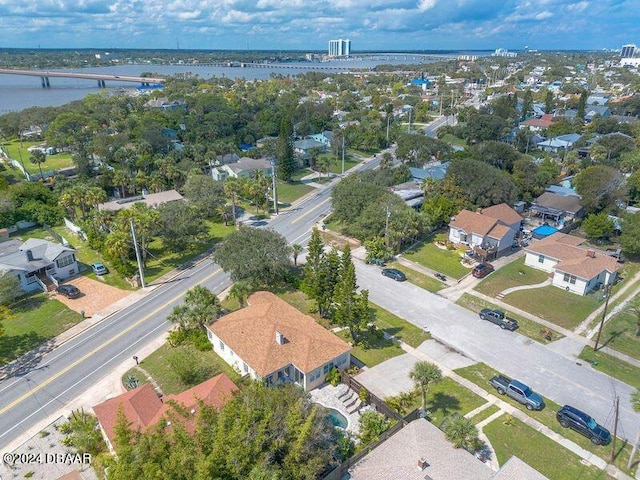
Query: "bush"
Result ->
[[192, 329, 213, 351], [325, 367, 341, 386]]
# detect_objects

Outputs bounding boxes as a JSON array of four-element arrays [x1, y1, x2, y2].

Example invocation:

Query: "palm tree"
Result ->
[[409, 361, 442, 414], [291, 244, 303, 267], [29, 149, 46, 179], [628, 389, 640, 469], [223, 177, 242, 226], [229, 281, 252, 308], [84, 187, 107, 213], [443, 414, 481, 451], [626, 302, 640, 337], [112, 170, 129, 199]]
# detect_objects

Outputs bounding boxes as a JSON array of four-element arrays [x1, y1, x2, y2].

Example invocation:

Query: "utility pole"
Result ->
[[611, 396, 619, 462], [594, 283, 612, 351], [386, 114, 391, 144], [130, 219, 146, 288], [341, 135, 345, 175], [385, 206, 391, 248], [407, 107, 412, 134], [271, 161, 278, 215]]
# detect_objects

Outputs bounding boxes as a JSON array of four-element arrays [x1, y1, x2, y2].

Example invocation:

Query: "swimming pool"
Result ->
[[325, 407, 348, 429], [532, 224, 558, 238]]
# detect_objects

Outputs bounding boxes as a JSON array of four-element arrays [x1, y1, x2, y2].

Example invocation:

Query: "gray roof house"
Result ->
[[409, 162, 450, 182], [211, 157, 274, 181], [348, 418, 548, 480], [0, 238, 78, 293], [537, 133, 581, 152]]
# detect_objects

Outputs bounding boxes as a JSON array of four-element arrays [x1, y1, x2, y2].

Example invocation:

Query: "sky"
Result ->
[[0, 0, 637, 51]]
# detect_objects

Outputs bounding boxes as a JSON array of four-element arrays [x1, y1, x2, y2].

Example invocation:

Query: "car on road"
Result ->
[[490, 375, 544, 410], [381, 268, 406, 282], [472, 263, 494, 278], [479, 308, 519, 331], [556, 405, 611, 445], [91, 262, 108, 275], [56, 284, 81, 299]]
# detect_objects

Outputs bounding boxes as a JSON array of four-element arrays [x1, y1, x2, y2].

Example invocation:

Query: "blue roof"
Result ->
[[409, 162, 450, 181], [411, 78, 430, 86]]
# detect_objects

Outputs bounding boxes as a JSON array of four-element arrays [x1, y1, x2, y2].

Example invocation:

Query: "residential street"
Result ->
[[353, 259, 640, 441]]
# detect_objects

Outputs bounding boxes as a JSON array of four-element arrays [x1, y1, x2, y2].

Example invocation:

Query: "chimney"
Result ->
[[586, 249, 596, 258], [417, 458, 429, 471], [275, 330, 285, 345], [25, 249, 34, 261], [476, 208, 482, 214]]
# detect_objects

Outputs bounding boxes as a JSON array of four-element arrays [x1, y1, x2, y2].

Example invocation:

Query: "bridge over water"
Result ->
[[0, 68, 165, 88]]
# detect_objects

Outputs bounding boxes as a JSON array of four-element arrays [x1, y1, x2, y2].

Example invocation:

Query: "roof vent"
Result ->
[[586, 249, 596, 258], [417, 458, 429, 471], [275, 330, 286, 345], [25, 249, 34, 261], [190, 408, 196, 414]]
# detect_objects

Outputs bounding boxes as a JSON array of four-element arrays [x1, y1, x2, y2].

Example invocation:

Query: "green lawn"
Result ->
[[336, 328, 404, 367], [594, 306, 640, 361], [456, 293, 564, 344], [1, 294, 83, 364], [372, 303, 431, 348], [123, 343, 241, 395], [475, 257, 548, 297], [402, 237, 471, 280], [503, 286, 601, 330], [386, 261, 445, 293], [386, 377, 485, 427], [455, 363, 634, 475], [2, 140, 74, 173], [289, 168, 315, 182], [276, 180, 314, 204], [468, 404, 500, 424], [578, 347, 640, 391], [317, 153, 361, 175], [485, 417, 609, 480], [441, 133, 467, 147]]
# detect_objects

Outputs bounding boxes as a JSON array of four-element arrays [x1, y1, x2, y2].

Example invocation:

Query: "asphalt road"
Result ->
[[0, 155, 380, 451], [354, 260, 640, 441]]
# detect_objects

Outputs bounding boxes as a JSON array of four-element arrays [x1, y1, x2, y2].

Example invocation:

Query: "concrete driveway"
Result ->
[[53, 275, 130, 317], [356, 354, 418, 399]]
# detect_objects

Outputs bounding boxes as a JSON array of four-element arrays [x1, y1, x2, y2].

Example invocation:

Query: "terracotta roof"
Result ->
[[521, 114, 555, 128], [209, 291, 352, 377], [480, 203, 522, 226], [526, 233, 620, 280], [56, 471, 85, 480], [93, 373, 237, 448], [449, 210, 499, 236]]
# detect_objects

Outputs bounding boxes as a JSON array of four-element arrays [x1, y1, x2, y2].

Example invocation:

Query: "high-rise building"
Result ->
[[621, 44, 637, 58], [328, 39, 351, 57]]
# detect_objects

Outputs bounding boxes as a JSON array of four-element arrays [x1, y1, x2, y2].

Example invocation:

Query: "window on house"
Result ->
[[538, 255, 545, 263], [563, 273, 577, 284], [243, 362, 248, 373], [56, 255, 75, 268], [219, 340, 224, 351]]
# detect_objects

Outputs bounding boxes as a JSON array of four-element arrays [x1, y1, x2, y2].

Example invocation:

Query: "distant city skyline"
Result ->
[[0, 1, 637, 51]]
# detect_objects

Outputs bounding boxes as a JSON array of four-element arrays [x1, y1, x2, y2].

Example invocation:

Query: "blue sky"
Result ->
[[0, 0, 637, 51]]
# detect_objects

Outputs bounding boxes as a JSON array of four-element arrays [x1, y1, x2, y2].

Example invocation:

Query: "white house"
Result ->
[[210, 157, 273, 181], [524, 233, 620, 296], [0, 238, 78, 293], [206, 291, 352, 391], [448, 203, 522, 258]]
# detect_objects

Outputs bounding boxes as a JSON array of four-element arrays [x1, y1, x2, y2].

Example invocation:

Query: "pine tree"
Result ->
[[277, 114, 296, 181], [332, 246, 363, 341], [302, 227, 325, 299], [317, 249, 341, 318]]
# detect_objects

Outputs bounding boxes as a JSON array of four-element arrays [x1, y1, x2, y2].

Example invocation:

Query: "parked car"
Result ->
[[91, 262, 108, 275], [490, 375, 545, 410], [381, 268, 407, 282], [472, 263, 494, 278], [479, 308, 519, 331], [56, 284, 81, 299], [556, 405, 611, 445]]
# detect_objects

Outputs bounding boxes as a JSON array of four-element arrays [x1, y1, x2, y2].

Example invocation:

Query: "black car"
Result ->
[[56, 284, 81, 299], [556, 405, 611, 445], [381, 268, 406, 282], [479, 308, 519, 331]]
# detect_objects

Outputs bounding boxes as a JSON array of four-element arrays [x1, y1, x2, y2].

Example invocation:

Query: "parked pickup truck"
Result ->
[[479, 309, 518, 331], [490, 375, 545, 410]]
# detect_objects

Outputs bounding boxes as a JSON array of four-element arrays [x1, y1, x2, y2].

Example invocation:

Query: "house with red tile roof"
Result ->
[[93, 373, 237, 452], [448, 203, 522, 259], [519, 114, 555, 132], [206, 291, 352, 391], [524, 233, 621, 295]]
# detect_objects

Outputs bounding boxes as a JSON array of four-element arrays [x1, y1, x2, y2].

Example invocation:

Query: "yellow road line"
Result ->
[[0, 268, 222, 416], [290, 197, 330, 224]]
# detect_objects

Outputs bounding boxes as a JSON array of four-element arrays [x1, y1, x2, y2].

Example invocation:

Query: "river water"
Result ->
[[0, 54, 486, 113]]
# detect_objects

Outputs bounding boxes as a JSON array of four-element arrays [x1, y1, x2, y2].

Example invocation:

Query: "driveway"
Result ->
[[356, 354, 418, 399], [354, 260, 640, 440], [53, 276, 130, 317]]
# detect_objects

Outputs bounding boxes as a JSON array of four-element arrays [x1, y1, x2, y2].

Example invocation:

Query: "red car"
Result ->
[[472, 263, 494, 278]]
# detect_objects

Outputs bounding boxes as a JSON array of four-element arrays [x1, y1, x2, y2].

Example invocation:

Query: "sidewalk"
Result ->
[[397, 340, 633, 479]]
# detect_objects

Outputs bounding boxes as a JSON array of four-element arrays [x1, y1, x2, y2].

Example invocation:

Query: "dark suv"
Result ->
[[472, 263, 494, 278], [556, 405, 611, 445], [56, 284, 81, 299]]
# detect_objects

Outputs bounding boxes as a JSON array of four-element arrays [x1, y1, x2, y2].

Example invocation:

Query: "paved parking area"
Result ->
[[53, 276, 130, 317], [355, 353, 418, 399]]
